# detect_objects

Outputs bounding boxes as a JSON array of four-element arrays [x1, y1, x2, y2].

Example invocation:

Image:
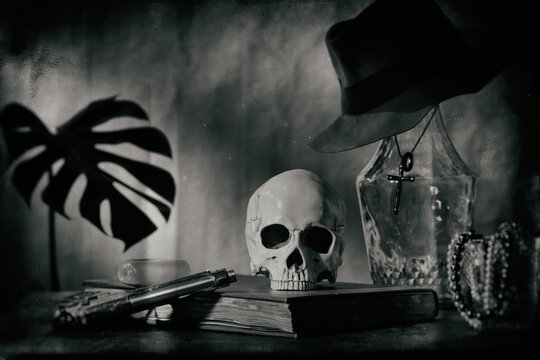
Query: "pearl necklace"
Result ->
[[446, 222, 518, 330]]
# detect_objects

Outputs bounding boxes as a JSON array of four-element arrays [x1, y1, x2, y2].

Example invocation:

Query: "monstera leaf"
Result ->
[[0, 97, 175, 250]]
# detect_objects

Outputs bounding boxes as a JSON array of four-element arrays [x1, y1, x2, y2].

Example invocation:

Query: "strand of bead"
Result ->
[[447, 223, 515, 330], [465, 243, 483, 303], [482, 235, 496, 314], [447, 232, 483, 330], [492, 224, 512, 317]]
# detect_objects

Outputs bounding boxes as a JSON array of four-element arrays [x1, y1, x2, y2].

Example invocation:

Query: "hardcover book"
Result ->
[[170, 275, 439, 338]]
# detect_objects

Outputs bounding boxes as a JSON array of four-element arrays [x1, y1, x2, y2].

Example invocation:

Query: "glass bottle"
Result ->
[[357, 105, 475, 303]]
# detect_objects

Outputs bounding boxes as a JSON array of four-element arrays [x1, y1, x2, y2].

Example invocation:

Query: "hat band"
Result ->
[[340, 53, 470, 115]]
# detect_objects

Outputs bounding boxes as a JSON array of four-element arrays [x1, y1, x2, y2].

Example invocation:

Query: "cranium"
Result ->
[[245, 169, 346, 290]]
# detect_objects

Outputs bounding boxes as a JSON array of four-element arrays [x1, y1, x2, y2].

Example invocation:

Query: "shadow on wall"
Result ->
[[0, 0, 537, 300]]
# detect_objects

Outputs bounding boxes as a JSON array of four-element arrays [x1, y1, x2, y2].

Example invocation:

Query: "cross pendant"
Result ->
[[386, 152, 415, 215]]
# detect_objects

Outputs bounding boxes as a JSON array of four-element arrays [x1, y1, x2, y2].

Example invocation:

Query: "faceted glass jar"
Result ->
[[357, 107, 475, 302]]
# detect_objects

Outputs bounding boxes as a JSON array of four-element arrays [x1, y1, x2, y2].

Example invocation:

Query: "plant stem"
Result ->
[[48, 167, 60, 291]]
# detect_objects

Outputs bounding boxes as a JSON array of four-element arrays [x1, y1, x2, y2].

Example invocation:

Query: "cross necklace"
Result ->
[[386, 107, 437, 215]]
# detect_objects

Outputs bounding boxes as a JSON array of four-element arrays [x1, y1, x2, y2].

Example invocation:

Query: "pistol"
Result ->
[[53, 268, 236, 328]]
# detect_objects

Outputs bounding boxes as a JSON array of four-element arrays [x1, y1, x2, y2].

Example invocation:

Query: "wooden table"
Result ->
[[0, 292, 538, 358]]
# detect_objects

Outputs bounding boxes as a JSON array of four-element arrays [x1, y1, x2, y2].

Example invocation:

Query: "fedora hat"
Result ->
[[309, 0, 509, 152]]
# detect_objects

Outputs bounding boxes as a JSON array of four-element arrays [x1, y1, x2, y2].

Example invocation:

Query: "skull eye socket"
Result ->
[[303, 226, 334, 254], [261, 224, 290, 249]]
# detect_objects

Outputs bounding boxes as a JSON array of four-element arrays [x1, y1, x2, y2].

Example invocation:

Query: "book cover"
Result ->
[[171, 275, 439, 338]]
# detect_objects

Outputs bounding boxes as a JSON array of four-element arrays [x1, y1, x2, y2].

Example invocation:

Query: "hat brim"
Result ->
[[310, 48, 510, 152]]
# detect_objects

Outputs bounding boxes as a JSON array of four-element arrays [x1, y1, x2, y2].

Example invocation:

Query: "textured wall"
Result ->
[[0, 0, 536, 300]]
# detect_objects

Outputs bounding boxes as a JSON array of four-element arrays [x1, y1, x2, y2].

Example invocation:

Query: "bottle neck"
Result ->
[[390, 105, 473, 177]]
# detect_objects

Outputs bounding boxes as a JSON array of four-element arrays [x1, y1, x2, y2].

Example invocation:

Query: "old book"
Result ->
[[171, 274, 439, 338]]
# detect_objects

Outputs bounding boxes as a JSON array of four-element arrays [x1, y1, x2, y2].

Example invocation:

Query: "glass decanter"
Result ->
[[357, 105, 475, 303]]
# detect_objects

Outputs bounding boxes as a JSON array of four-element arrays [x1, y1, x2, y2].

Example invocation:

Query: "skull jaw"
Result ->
[[271, 279, 317, 290], [251, 262, 320, 290], [249, 263, 339, 291]]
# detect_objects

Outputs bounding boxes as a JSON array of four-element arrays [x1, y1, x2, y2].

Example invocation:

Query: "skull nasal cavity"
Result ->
[[286, 248, 303, 269]]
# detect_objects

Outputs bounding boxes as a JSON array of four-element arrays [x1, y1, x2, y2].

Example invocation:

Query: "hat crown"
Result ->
[[326, 0, 469, 91]]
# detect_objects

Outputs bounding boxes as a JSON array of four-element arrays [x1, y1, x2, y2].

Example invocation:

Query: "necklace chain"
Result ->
[[394, 105, 438, 159], [386, 105, 439, 214]]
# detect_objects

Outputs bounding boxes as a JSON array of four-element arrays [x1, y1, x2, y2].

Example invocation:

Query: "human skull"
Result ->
[[245, 169, 346, 290]]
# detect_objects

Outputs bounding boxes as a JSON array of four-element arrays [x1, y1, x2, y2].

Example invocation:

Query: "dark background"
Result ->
[[0, 0, 537, 301]]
